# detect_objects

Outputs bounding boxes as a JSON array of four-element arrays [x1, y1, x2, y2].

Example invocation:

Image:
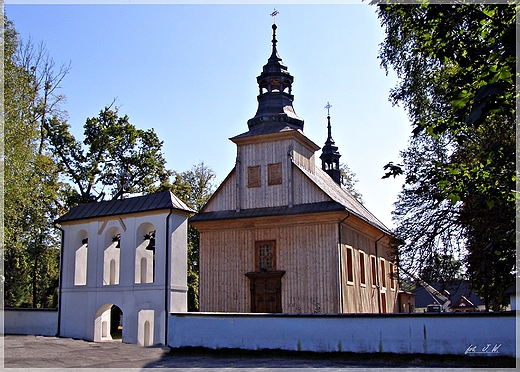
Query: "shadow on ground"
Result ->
[[141, 346, 516, 369]]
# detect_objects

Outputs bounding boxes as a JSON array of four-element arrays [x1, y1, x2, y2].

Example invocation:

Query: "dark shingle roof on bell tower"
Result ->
[[234, 22, 304, 140]]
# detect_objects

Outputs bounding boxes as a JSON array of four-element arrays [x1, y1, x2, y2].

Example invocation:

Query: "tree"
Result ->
[[157, 162, 216, 311], [376, 4, 515, 310], [340, 163, 363, 203], [44, 104, 172, 206], [390, 134, 465, 275], [420, 254, 464, 285], [4, 17, 67, 307], [4, 16, 173, 308]]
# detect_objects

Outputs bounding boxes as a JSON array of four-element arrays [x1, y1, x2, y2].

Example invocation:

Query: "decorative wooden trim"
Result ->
[[231, 130, 320, 152], [191, 211, 345, 231], [97, 217, 127, 235], [245, 270, 286, 279]]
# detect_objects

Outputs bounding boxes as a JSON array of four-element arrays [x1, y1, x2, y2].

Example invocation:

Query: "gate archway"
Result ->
[[94, 304, 123, 342]]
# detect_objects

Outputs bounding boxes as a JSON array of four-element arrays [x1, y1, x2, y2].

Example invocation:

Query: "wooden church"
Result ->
[[190, 22, 399, 314]]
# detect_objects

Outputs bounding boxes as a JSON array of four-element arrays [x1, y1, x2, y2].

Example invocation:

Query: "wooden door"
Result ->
[[246, 271, 285, 313]]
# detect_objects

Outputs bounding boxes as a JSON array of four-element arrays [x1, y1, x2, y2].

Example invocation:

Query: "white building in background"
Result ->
[[55, 191, 194, 346]]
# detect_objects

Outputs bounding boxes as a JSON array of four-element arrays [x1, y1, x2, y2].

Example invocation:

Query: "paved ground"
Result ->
[[3, 334, 516, 370]]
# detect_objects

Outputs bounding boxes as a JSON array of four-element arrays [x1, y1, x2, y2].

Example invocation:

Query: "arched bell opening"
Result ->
[[135, 222, 156, 284], [103, 227, 121, 286], [74, 230, 88, 286]]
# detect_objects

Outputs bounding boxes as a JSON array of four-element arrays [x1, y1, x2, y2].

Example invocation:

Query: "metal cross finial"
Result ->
[[270, 8, 279, 24], [325, 102, 332, 116]]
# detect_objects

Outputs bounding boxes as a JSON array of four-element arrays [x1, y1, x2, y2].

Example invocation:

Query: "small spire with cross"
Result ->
[[270, 8, 279, 24], [325, 102, 332, 117]]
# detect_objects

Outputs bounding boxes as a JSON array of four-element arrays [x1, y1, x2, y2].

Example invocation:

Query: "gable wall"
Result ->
[[204, 171, 237, 212], [238, 139, 294, 209], [203, 137, 327, 213]]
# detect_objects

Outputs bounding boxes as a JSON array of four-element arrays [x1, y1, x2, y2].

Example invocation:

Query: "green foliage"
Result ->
[[45, 105, 171, 205], [377, 4, 515, 310], [339, 163, 363, 203], [4, 17, 65, 308], [4, 16, 178, 309], [420, 254, 464, 284]]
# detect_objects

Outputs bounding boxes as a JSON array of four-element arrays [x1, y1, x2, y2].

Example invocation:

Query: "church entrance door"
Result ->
[[245, 271, 285, 313]]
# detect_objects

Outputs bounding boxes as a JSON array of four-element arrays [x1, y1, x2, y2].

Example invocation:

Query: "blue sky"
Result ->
[[6, 2, 411, 227]]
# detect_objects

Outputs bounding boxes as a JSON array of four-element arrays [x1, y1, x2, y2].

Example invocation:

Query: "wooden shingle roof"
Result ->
[[292, 161, 391, 234], [56, 191, 195, 223]]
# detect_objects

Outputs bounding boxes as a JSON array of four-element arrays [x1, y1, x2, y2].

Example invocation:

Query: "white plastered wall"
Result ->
[[59, 209, 189, 345], [168, 214, 189, 313]]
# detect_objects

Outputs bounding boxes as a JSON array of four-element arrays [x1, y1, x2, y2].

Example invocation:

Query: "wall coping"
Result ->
[[170, 311, 516, 318], [4, 308, 58, 312]]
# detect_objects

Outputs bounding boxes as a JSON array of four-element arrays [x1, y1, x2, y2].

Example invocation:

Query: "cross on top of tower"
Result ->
[[325, 102, 332, 117], [270, 8, 279, 24]]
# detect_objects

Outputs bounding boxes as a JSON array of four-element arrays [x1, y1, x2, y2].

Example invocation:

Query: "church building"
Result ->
[[190, 22, 400, 314]]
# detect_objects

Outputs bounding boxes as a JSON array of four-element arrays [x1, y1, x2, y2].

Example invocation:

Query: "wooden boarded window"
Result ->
[[268, 162, 282, 185], [248, 165, 261, 188], [346, 247, 353, 283], [359, 251, 366, 286], [380, 258, 386, 288], [381, 292, 387, 313], [371, 256, 377, 287], [390, 263, 396, 290], [255, 241, 276, 272]]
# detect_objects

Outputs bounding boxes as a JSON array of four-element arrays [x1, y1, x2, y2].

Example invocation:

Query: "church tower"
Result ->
[[191, 17, 398, 315], [319, 103, 342, 185], [246, 23, 304, 134], [229, 19, 320, 212]]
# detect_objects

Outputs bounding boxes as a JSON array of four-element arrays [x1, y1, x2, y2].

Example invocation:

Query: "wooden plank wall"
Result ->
[[340, 225, 399, 313], [204, 138, 319, 213], [204, 171, 237, 212], [290, 140, 316, 171], [199, 222, 340, 314]]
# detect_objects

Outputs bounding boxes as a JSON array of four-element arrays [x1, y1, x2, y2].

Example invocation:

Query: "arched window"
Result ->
[[109, 259, 116, 285]]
